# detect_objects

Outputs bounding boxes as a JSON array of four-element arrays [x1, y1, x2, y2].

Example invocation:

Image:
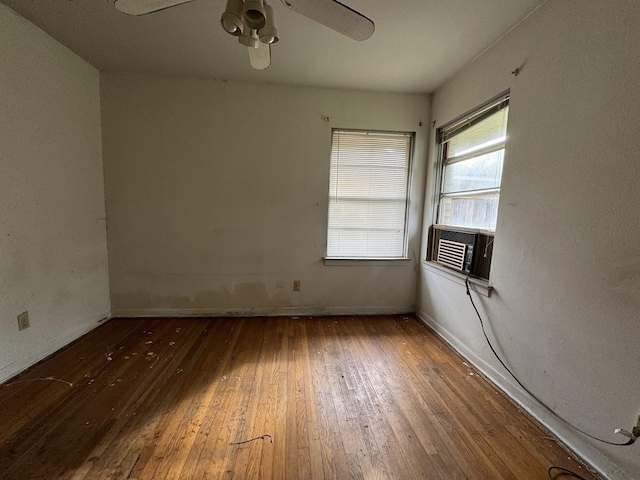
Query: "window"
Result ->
[[437, 95, 509, 230], [326, 130, 413, 259]]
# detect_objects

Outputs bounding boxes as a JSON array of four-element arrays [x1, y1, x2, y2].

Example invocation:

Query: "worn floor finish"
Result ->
[[0, 315, 596, 479]]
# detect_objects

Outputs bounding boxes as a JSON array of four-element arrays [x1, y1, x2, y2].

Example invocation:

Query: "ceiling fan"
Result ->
[[114, 0, 375, 70]]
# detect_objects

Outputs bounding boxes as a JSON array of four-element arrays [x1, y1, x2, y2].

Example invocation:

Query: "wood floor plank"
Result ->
[[305, 318, 350, 480], [345, 319, 447, 480], [347, 319, 461, 480], [0, 315, 600, 480], [341, 318, 443, 480]]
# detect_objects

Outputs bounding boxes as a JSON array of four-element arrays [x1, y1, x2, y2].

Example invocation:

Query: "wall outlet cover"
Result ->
[[17, 311, 30, 331]]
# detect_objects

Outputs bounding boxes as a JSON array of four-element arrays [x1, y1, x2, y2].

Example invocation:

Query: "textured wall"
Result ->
[[102, 73, 430, 317], [0, 4, 110, 382], [418, 1, 640, 478]]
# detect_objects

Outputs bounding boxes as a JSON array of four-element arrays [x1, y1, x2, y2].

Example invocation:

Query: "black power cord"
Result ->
[[463, 277, 634, 480], [548, 466, 589, 480], [464, 277, 634, 447]]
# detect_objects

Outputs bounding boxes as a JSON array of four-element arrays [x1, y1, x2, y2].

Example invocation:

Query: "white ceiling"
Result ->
[[2, 0, 544, 93]]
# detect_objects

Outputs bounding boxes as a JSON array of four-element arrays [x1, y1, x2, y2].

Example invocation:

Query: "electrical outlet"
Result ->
[[17, 311, 30, 331], [293, 280, 301, 292]]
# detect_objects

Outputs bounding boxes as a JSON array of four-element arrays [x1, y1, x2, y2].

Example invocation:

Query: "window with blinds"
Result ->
[[327, 130, 413, 259], [438, 95, 509, 230]]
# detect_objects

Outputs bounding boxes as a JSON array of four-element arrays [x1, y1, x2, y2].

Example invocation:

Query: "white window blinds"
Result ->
[[327, 130, 412, 258]]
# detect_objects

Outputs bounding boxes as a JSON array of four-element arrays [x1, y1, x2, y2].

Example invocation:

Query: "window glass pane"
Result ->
[[437, 98, 509, 232], [442, 149, 504, 193], [447, 107, 508, 157], [439, 192, 500, 230], [327, 130, 412, 258]]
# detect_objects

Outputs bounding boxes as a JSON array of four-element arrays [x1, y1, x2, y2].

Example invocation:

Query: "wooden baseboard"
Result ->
[[111, 305, 414, 318]]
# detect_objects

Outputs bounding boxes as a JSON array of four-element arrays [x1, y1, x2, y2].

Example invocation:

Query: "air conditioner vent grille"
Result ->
[[427, 225, 493, 280], [436, 239, 467, 271]]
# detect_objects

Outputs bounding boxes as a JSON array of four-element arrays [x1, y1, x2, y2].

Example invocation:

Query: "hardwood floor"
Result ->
[[0, 315, 597, 479]]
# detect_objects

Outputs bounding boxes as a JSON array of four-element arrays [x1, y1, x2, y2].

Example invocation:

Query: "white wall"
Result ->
[[417, 1, 640, 478], [101, 73, 429, 317], [0, 5, 110, 382]]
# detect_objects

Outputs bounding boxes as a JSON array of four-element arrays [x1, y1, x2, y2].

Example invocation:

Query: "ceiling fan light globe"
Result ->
[[259, 2, 279, 44], [248, 42, 271, 70], [220, 0, 244, 36], [220, 15, 242, 35], [244, 10, 266, 29], [243, 0, 267, 29], [259, 35, 276, 44]]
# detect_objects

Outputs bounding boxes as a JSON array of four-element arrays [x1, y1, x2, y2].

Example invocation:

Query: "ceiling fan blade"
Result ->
[[281, 0, 374, 41], [115, 0, 194, 16], [248, 42, 271, 70]]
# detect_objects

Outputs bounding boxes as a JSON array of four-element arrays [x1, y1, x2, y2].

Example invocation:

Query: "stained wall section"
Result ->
[[101, 73, 430, 317], [0, 4, 110, 382]]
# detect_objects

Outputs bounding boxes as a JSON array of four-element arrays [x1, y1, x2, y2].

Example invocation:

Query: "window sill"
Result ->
[[421, 260, 493, 297], [324, 258, 412, 267]]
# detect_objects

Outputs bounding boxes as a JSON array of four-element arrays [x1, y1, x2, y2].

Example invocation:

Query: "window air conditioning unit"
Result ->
[[427, 225, 494, 281]]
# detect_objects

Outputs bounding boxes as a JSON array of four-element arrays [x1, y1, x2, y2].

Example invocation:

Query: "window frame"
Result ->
[[325, 128, 415, 261], [435, 93, 510, 232]]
